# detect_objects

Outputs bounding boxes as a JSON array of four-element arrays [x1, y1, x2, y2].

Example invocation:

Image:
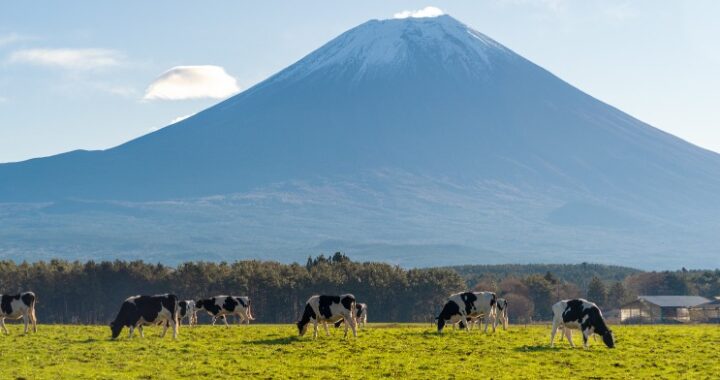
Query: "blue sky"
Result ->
[[1, 1, 718, 163]]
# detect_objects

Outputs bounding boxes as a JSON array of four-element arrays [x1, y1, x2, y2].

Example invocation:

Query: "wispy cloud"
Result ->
[[144, 65, 240, 100], [393, 6, 445, 19], [8, 48, 123, 70], [0, 33, 27, 47]]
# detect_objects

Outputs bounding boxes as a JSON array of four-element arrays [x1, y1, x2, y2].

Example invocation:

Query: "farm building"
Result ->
[[620, 295, 711, 323], [689, 297, 720, 323]]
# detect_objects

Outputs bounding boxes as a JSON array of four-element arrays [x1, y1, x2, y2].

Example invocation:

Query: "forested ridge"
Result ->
[[1, 253, 718, 324]]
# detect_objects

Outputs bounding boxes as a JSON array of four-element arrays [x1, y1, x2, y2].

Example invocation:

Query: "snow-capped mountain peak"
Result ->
[[274, 15, 513, 83]]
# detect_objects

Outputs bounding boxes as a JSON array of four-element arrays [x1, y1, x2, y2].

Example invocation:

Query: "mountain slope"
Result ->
[[1, 15, 719, 268]]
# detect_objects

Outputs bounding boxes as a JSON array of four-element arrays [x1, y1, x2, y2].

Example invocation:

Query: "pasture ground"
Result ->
[[0, 323, 718, 379]]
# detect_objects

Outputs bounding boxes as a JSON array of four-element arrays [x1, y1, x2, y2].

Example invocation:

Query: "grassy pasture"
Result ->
[[0, 323, 718, 379]]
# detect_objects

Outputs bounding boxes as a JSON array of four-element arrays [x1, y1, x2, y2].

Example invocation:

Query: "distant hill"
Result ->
[[1, 15, 719, 268]]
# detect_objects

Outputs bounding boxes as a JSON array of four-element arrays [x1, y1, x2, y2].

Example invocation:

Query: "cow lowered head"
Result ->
[[551, 299, 614, 349], [297, 294, 357, 338]]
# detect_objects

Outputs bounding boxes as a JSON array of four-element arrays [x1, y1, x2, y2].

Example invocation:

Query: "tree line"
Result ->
[[0, 253, 464, 324], [1, 254, 718, 324]]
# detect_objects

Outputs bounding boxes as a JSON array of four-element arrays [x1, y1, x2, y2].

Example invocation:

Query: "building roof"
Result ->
[[636, 295, 711, 307]]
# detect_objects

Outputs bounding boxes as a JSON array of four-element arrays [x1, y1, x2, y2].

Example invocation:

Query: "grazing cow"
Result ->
[[195, 296, 254, 326], [178, 300, 197, 326], [0, 292, 37, 334], [110, 294, 179, 339], [550, 299, 614, 349], [495, 298, 509, 330], [437, 291, 496, 333], [333, 302, 368, 329], [297, 294, 357, 338]]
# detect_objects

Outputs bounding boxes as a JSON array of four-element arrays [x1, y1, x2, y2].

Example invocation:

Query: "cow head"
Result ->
[[602, 330, 615, 348], [109, 321, 123, 339], [436, 317, 446, 333], [297, 320, 309, 336]]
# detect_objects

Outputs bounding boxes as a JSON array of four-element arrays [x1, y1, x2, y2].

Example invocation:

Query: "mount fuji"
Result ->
[[2, 15, 719, 268]]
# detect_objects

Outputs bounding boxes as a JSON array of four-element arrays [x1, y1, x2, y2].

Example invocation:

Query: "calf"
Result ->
[[195, 296, 254, 326], [297, 294, 357, 338], [0, 292, 37, 334], [437, 291, 496, 333], [110, 294, 179, 339], [550, 299, 614, 349], [178, 300, 197, 326]]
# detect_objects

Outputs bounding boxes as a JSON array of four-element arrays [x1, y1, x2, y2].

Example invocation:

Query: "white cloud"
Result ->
[[393, 6, 444, 19], [8, 48, 123, 70], [0, 33, 26, 47], [143, 65, 240, 100]]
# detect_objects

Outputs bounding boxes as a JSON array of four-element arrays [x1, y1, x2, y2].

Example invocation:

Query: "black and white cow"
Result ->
[[0, 291, 37, 334], [437, 291, 496, 333], [195, 296, 254, 326], [178, 300, 197, 326], [332, 302, 368, 329], [550, 299, 614, 349], [495, 298, 509, 330], [110, 294, 179, 339], [297, 294, 357, 338]]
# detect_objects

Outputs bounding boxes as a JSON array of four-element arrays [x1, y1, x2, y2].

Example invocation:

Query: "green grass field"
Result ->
[[1, 323, 718, 379]]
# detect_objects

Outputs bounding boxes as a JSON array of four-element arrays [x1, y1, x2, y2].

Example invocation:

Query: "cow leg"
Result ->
[[565, 328, 576, 348], [171, 317, 178, 340], [344, 313, 357, 338], [23, 313, 29, 334], [30, 307, 38, 333], [222, 315, 230, 328], [582, 329, 590, 349], [161, 321, 169, 337], [312, 320, 319, 339], [323, 321, 331, 337], [550, 319, 559, 347], [128, 325, 135, 338], [0, 318, 8, 334], [139, 325, 145, 338]]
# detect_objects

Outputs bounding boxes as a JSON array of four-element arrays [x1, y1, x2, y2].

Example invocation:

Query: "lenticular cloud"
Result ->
[[393, 6, 444, 19], [144, 65, 240, 100]]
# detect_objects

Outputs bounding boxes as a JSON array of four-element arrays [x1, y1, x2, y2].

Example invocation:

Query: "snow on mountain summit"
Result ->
[[274, 15, 514, 83]]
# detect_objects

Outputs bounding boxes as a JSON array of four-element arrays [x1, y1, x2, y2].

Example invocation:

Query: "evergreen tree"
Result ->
[[586, 276, 607, 307]]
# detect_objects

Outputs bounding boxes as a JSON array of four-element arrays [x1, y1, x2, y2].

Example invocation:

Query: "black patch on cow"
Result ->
[[237, 297, 247, 308], [562, 299, 614, 348], [179, 301, 188, 318], [437, 300, 460, 332], [197, 298, 222, 315], [1, 294, 20, 315], [21, 292, 35, 308], [334, 319, 344, 328], [318, 295, 340, 319], [490, 293, 497, 307], [297, 303, 317, 334], [460, 292, 477, 314], [223, 297, 239, 312], [341, 295, 355, 311]]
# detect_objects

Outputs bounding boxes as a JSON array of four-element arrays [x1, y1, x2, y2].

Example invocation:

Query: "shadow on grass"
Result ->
[[513, 345, 559, 352], [248, 336, 301, 345]]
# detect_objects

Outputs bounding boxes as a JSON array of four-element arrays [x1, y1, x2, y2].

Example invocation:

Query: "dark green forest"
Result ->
[[1, 253, 718, 324]]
